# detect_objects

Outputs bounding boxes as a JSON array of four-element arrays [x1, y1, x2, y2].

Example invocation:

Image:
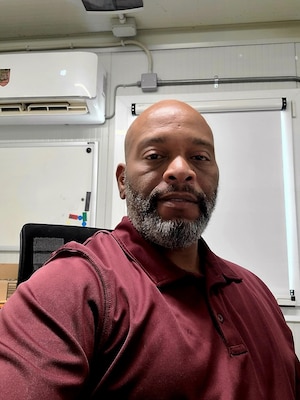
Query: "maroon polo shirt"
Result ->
[[0, 217, 298, 399]]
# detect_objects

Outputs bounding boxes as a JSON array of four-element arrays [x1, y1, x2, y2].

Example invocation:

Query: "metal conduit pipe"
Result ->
[[157, 76, 300, 86], [106, 75, 300, 121]]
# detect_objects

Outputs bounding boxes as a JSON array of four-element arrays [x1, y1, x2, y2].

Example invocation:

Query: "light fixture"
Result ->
[[81, 0, 143, 12], [131, 98, 287, 115]]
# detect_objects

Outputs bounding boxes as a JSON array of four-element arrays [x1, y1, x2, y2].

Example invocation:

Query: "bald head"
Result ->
[[116, 98, 219, 249], [124, 99, 215, 161]]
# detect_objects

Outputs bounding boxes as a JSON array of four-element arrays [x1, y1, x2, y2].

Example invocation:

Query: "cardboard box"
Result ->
[[0, 264, 18, 304], [0, 263, 18, 280]]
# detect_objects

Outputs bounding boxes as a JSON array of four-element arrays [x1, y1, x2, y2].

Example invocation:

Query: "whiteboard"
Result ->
[[202, 111, 291, 300], [113, 93, 300, 304], [0, 141, 98, 250]]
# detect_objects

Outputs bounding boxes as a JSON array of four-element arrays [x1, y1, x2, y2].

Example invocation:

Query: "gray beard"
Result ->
[[125, 179, 217, 249]]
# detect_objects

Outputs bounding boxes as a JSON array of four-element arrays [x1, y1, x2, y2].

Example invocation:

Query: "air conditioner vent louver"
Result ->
[[0, 104, 22, 112], [0, 102, 89, 116]]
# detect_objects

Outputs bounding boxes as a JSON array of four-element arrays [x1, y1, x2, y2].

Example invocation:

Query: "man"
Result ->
[[0, 100, 299, 399]]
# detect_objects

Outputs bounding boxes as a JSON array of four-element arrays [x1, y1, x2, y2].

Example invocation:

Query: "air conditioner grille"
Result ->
[[0, 102, 88, 115]]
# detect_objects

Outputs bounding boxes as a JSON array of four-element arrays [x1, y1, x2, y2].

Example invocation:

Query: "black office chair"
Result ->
[[17, 223, 101, 286]]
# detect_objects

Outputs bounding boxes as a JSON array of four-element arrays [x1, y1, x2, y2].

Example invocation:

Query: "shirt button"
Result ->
[[217, 313, 224, 323]]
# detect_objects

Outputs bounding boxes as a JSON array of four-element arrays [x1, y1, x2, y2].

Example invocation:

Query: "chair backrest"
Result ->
[[17, 223, 101, 285]]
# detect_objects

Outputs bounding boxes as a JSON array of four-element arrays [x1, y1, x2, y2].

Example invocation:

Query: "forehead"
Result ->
[[128, 107, 214, 151]]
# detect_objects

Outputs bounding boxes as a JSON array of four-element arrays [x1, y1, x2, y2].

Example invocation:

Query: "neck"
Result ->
[[164, 242, 200, 274]]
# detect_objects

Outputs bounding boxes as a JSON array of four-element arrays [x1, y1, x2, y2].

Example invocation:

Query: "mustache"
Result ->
[[148, 184, 214, 217], [150, 184, 203, 200]]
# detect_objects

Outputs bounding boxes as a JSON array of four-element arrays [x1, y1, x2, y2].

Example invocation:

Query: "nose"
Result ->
[[163, 156, 196, 185]]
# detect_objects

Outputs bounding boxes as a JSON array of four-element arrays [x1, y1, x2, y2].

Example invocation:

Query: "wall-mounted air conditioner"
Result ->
[[0, 51, 106, 125]]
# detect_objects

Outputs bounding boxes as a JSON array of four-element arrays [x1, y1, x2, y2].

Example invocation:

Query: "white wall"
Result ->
[[1, 30, 300, 354]]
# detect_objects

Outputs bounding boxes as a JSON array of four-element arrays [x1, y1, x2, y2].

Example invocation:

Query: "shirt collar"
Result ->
[[112, 217, 242, 289]]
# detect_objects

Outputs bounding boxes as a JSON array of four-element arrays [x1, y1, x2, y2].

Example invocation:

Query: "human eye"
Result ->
[[192, 153, 210, 161], [144, 151, 164, 160]]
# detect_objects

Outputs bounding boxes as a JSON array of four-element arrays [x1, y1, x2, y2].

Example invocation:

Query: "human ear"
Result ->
[[116, 163, 126, 199]]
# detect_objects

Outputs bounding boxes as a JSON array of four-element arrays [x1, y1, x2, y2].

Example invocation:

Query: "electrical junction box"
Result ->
[[111, 17, 137, 37], [141, 73, 158, 92]]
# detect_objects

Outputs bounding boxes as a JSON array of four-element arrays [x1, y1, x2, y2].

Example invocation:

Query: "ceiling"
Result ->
[[0, 0, 299, 41]]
